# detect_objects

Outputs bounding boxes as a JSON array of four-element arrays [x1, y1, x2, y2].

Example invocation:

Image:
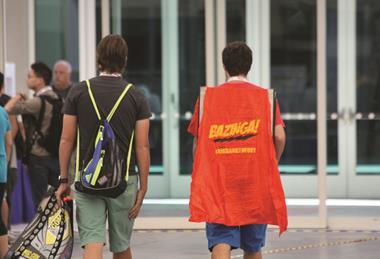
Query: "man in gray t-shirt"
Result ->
[[56, 35, 151, 258]]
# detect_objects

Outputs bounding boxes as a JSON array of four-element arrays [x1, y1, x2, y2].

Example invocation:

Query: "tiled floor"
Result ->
[[10, 204, 380, 258], [68, 229, 380, 259], [139, 204, 380, 218]]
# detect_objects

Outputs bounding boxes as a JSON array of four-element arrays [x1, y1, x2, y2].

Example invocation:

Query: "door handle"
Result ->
[[338, 108, 355, 124]]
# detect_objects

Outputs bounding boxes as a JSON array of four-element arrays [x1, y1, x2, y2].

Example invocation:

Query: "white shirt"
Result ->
[[35, 86, 53, 96]]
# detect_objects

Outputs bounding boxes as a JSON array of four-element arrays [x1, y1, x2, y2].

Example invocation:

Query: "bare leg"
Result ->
[[83, 243, 103, 259], [211, 243, 231, 259], [1, 201, 8, 229], [113, 247, 132, 259], [244, 251, 262, 259], [0, 235, 8, 258]]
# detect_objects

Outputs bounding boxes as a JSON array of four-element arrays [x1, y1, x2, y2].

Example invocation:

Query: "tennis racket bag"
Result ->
[[4, 192, 74, 259]]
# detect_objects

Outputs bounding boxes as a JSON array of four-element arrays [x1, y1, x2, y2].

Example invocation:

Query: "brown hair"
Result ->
[[97, 34, 128, 73], [222, 41, 252, 76]]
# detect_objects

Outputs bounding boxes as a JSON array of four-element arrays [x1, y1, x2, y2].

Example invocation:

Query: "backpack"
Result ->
[[37, 95, 64, 157], [74, 80, 134, 198], [22, 95, 63, 163]]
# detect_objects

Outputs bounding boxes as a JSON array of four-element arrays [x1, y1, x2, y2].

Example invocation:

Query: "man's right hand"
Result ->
[[18, 93, 26, 100], [55, 183, 70, 207]]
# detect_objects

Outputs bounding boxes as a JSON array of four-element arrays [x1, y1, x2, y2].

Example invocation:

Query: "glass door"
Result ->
[[270, 0, 345, 198], [348, 0, 380, 198], [105, 0, 207, 198], [108, 0, 168, 197], [272, 0, 380, 199], [98, 0, 380, 199]]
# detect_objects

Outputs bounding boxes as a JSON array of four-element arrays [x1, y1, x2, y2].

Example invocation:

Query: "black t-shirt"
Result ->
[[0, 94, 11, 106], [64, 76, 151, 175]]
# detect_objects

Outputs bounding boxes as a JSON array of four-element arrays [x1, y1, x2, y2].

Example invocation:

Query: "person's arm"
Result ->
[[55, 115, 77, 203], [4, 94, 23, 113], [274, 125, 286, 162], [5, 131, 12, 163], [9, 115, 18, 139], [129, 118, 150, 219], [18, 119, 26, 142], [192, 137, 198, 158], [5, 94, 40, 115]]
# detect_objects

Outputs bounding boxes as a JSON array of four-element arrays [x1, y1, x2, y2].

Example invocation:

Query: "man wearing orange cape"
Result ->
[[188, 42, 287, 259]]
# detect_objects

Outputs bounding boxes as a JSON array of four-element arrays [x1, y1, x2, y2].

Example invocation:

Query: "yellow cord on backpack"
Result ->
[[125, 131, 134, 182]]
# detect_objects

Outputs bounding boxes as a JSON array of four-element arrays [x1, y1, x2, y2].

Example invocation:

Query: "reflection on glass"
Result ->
[[271, 0, 338, 174], [35, 0, 79, 81], [179, 0, 246, 175], [179, 0, 205, 175], [111, 0, 163, 174], [356, 0, 380, 174], [226, 0, 245, 43], [96, 0, 102, 44], [327, 0, 338, 168]]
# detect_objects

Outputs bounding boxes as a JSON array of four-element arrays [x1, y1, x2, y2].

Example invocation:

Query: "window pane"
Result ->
[[356, 0, 380, 174], [179, 0, 205, 175], [327, 0, 338, 167], [35, 0, 79, 81], [226, 0, 245, 43], [112, 0, 163, 174], [271, 0, 317, 173], [271, 0, 338, 174]]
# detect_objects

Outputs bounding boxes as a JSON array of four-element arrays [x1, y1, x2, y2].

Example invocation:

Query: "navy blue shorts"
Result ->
[[206, 223, 267, 253]]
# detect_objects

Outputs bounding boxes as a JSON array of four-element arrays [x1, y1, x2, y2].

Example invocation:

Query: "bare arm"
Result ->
[[18, 120, 26, 142], [192, 137, 198, 158], [129, 118, 150, 219], [5, 131, 12, 163], [56, 115, 77, 202], [59, 115, 77, 179], [274, 125, 286, 162], [9, 115, 18, 139]]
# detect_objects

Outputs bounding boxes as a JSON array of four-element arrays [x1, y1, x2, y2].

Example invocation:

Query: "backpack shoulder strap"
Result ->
[[75, 127, 80, 182], [107, 83, 133, 122], [86, 80, 102, 121], [39, 95, 57, 103], [125, 130, 135, 182], [36, 96, 46, 133]]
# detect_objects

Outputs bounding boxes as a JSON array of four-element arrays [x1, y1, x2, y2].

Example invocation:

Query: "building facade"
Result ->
[[1, 0, 380, 199]]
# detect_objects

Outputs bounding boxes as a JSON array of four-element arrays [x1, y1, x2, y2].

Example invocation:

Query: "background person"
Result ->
[[52, 60, 73, 101], [53, 60, 76, 186], [5, 62, 60, 209], [0, 105, 12, 256], [0, 72, 21, 231]]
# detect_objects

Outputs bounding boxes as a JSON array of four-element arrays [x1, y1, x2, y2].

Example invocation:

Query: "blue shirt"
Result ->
[[0, 107, 11, 183]]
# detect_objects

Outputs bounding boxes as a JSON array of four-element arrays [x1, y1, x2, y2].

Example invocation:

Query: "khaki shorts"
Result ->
[[75, 175, 138, 253]]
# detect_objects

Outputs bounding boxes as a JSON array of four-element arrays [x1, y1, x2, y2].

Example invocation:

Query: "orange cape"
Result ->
[[189, 84, 288, 234]]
